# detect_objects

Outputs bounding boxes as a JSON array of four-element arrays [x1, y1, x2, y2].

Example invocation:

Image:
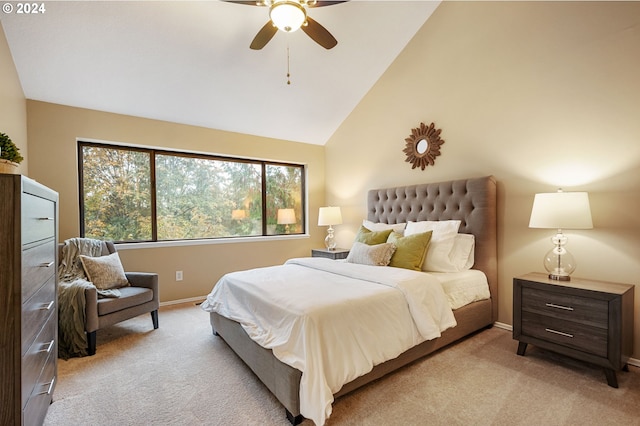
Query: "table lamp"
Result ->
[[529, 189, 593, 281], [318, 206, 342, 250], [277, 208, 296, 234]]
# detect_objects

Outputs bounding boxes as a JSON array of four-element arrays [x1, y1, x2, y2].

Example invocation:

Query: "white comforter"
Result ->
[[201, 257, 457, 425]]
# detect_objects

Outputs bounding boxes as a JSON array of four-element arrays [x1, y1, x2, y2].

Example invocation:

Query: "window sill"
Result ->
[[115, 233, 310, 250]]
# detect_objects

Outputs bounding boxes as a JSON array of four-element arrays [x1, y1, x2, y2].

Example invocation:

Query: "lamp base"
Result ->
[[548, 273, 570, 281], [324, 226, 336, 251], [543, 231, 575, 283]]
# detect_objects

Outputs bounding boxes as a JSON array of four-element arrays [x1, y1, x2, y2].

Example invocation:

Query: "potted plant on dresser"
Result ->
[[0, 132, 24, 173]]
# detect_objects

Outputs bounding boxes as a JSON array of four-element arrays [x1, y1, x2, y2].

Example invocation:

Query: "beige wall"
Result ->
[[0, 22, 28, 175], [27, 101, 326, 302], [325, 1, 640, 358]]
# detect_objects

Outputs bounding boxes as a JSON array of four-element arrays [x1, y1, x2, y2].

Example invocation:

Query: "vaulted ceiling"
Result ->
[[2, 1, 439, 145]]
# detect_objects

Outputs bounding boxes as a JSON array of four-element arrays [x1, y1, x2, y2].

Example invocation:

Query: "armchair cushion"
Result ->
[[79, 252, 129, 290], [97, 287, 154, 316]]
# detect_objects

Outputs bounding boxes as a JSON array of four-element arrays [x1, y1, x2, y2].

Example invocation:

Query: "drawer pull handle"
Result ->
[[545, 303, 573, 311], [40, 261, 55, 268], [37, 377, 56, 396], [40, 340, 55, 354], [38, 217, 55, 221], [545, 328, 574, 338], [40, 301, 55, 311]]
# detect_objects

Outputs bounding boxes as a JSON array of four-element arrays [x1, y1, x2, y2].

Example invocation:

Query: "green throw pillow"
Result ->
[[354, 226, 393, 245], [387, 231, 433, 271]]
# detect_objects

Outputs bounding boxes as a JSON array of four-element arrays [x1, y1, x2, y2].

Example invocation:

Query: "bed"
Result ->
[[203, 175, 497, 425]]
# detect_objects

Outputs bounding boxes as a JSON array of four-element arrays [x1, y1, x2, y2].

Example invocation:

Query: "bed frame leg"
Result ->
[[285, 409, 304, 425]]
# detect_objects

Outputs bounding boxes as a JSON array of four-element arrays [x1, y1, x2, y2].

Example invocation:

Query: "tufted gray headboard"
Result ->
[[367, 175, 498, 321]]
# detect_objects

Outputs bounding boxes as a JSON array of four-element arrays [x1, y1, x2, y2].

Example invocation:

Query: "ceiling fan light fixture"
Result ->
[[270, 1, 307, 33]]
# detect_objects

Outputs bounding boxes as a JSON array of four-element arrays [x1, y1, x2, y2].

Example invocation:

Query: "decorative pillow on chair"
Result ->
[[79, 252, 130, 290], [346, 242, 396, 266], [354, 226, 393, 245], [386, 231, 432, 271]]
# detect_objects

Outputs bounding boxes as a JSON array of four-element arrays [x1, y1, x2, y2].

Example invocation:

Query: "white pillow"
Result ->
[[346, 242, 396, 266], [405, 220, 461, 239], [362, 220, 406, 234], [405, 220, 461, 272], [449, 234, 475, 272]]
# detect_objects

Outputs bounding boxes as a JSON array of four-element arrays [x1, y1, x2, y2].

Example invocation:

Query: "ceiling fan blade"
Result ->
[[301, 16, 337, 49], [221, 1, 261, 5], [309, 1, 349, 7], [250, 21, 278, 50]]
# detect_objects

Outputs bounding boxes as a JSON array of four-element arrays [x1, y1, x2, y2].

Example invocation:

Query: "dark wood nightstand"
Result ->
[[311, 248, 349, 260], [513, 272, 634, 388]]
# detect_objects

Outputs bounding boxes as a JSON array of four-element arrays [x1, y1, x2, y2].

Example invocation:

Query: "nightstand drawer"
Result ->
[[522, 311, 608, 357], [521, 287, 608, 329]]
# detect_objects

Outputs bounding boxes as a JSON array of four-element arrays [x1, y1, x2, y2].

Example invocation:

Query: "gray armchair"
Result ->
[[58, 241, 159, 355]]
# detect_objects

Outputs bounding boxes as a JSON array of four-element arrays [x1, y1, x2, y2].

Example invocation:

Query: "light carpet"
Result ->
[[45, 303, 640, 426]]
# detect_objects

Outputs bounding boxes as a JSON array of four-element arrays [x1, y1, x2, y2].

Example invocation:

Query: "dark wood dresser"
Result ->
[[513, 272, 634, 388], [0, 175, 59, 425]]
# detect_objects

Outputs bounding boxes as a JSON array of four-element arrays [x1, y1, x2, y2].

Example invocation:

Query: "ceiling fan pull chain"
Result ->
[[286, 45, 292, 85]]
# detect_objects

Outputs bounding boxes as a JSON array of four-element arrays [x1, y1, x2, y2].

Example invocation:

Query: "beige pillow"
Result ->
[[79, 252, 129, 290], [346, 242, 396, 266]]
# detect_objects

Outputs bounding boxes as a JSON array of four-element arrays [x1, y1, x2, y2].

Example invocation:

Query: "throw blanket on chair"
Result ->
[[58, 238, 120, 359]]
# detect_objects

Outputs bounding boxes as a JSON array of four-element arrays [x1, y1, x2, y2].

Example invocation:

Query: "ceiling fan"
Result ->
[[225, 0, 348, 50]]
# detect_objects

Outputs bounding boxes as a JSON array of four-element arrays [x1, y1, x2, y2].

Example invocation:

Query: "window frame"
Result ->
[[78, 140, 307, 244]]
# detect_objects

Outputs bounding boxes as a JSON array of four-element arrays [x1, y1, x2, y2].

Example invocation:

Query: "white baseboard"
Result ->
[[492, 321, 640, 368], [493, 321, 512, 331], [159, 296, 206, 307]]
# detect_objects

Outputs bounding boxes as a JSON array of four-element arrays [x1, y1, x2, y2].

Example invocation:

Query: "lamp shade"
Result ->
[[318, 206, 342, 226], [529, 191, 593, 229], [270, 1, 306, 33], [277, 208, 296, 225]]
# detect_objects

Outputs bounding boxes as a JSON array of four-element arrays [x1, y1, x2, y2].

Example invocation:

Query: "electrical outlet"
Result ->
[[176, 271, 183, 281]]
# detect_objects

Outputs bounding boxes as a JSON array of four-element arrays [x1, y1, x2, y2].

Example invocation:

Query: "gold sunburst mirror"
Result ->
[[403, 122, 445, 170]]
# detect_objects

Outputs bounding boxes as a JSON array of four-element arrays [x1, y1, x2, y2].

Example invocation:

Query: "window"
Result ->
[[79, 142, 305, 243]]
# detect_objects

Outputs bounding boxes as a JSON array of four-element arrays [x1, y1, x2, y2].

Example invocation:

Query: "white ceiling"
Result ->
[[2, 1, 439, 145]]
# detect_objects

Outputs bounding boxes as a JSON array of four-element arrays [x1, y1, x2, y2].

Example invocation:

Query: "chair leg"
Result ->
[[87, 331, 97, 356], [151, 310, 159, 329]]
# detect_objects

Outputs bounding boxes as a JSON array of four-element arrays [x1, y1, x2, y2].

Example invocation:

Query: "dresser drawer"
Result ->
[[522, 311, 608, 357], [521, 287, 608, 329], [23, 351, 56, 426], [22, 239, 56, 303], [22, 193, 56, 246], [22, 313, 56, 406], [22, 275, 56, 355]]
